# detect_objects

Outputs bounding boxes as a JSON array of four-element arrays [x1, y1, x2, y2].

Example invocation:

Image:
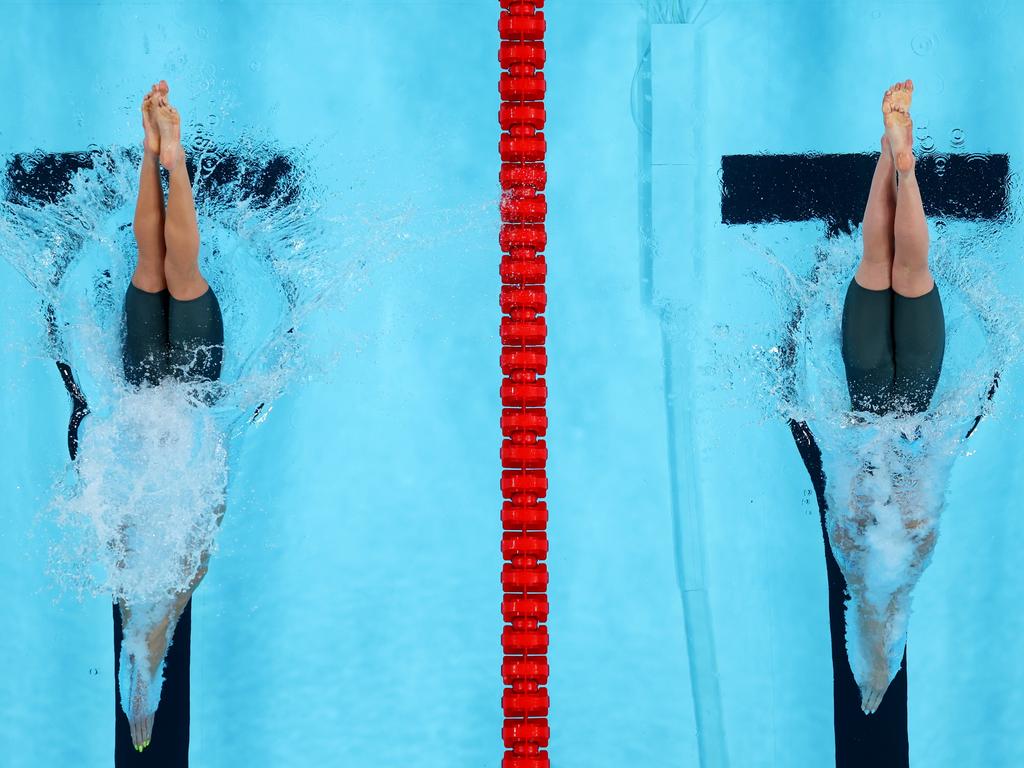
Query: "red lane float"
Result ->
[[499, 1, 549, 767]]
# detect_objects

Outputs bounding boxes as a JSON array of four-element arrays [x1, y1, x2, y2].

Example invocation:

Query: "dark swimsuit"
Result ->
[[840, 278, 945, 415], [123, 282, 223, 386]]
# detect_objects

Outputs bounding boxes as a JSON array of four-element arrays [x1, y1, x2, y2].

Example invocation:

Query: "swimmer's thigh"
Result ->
[[841, 278, 896, 414], [123, 283, 170, 386], [893, 284, 945, 414], [168, 287, 224, 382]]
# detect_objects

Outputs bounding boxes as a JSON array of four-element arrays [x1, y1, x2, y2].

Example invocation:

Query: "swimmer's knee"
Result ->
[[891, 268, 934, 300]]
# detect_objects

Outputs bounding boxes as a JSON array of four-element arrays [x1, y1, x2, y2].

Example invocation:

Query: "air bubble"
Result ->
[[950, 128, 965, 147], [935, 156, 947, 176], [911, 33, 936, 56]]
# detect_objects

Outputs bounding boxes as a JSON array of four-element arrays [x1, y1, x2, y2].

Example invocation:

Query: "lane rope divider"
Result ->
[[498, 2, 550, 767]]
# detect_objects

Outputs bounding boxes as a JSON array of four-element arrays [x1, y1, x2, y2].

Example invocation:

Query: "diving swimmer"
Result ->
[[834, 80, 945, 715], [118, 79, 224, 751]]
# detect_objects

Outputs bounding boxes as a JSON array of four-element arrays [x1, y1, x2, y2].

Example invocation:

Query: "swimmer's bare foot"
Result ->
[[153, 93, 185, 171], [882, 79, 915, 174], [141, 85, 161, 157]]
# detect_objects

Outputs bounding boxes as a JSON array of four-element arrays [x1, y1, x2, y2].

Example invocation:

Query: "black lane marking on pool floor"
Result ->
[[721, 151, 1008, 768], [4, 147, 299, 768], [722, 152, 1009, 236]]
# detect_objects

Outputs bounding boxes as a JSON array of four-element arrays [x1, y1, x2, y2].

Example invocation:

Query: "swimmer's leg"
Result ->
[[842, 129, 901, 414], [122, 284, 170, 387], [885, 79, 933, 300], [132, 82, 168, 294], [883, 78, 944, 412], [841, 280, 894, 416], [892, 287, 945, 413], [159, 86, 223, 383], [124, 84, 173, 388], [856, 134, 897, 291], [168, 287, 224, 383], [153, 92, 209, 301], [891, 160, 933, 299]]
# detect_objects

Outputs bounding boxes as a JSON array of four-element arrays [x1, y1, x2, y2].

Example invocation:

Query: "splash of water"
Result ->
[[752, 225, 1023, 697], [0, 138, 396, 724], [0, 140, 394, 602], [54, 383, 227, 604]]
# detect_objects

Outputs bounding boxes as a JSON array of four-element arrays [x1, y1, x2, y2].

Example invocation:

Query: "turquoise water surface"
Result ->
[[1, 2, 1023, 767]]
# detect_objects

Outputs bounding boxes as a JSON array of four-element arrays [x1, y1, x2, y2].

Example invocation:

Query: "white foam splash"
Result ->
[[56, 383, 227, 604], [0, 135, 465, 731], [0, 143, 371, 604], [0, 141, 380, 725], [753, 226, 1023, 699]]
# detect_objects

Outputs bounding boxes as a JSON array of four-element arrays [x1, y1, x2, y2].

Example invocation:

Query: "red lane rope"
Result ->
[[498, 2, 549, 767]]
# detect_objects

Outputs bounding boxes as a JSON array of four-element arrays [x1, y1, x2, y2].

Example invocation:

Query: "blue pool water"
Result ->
[[1, 2, 1023, 767]]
